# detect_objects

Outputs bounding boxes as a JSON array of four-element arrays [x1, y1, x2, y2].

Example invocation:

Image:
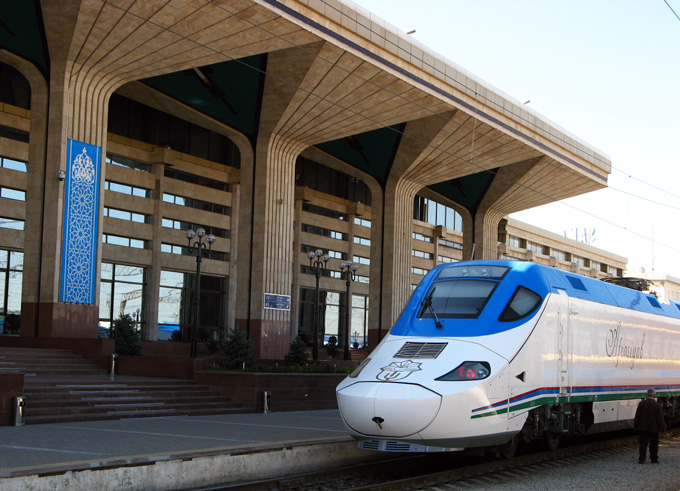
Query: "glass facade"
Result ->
[[99, 263, 146, 330], [158, 270, 225, 341], [0, 250, 22, 334], [298, 287, 369, 349], [413, 195, 463, 232]]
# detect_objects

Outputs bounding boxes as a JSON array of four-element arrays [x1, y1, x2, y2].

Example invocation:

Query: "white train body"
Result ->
[[336, 261, 680, 452]]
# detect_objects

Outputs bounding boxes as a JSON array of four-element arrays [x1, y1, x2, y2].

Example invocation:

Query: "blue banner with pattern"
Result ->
[[60, 139, 101, 304]]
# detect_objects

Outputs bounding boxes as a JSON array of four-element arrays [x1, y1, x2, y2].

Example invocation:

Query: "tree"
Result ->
[[110, 313, 142, 356], [284, 336, 309, 366], [221, 327, 255, 369]]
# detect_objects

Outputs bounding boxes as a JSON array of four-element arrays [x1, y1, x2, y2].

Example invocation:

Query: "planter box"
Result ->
[[117, 355, 209, 379], [195, 371, 347, 412]]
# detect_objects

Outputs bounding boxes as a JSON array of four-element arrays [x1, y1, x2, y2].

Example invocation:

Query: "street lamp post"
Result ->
[[339, 261, 359, 361], [308, 249, 329, 360], [186, 227, 216, 358]]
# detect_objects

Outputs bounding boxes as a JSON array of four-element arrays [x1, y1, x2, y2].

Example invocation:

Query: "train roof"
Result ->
[[438, 260, 680, 321]]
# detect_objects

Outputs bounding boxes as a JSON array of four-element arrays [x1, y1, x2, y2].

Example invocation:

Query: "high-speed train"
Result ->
[[336, 260, 680, 456]]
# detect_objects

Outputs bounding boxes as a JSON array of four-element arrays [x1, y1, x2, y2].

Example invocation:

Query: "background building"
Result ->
[[0, 0, 616, 359]]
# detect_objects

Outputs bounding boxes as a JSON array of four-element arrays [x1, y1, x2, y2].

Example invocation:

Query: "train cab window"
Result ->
[[499, 286, 542, 322], [418, 280, 498, 319]]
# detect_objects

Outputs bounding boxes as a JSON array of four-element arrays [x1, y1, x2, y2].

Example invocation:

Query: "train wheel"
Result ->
[[497, 434, 520, 459], [542, 431, 561, 451]]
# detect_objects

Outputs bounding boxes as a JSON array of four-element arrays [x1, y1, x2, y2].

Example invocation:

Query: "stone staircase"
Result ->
[[0, 346, 248, 425]]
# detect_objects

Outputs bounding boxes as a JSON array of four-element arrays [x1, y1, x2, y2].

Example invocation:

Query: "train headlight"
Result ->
[[348, 358, 371, 378], [435, 361, 490, 381]]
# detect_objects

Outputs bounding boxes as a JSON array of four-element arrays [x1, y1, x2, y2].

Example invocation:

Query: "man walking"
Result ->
[[634, 388, 665, 464]]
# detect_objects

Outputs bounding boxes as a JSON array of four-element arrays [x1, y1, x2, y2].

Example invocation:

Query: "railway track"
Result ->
[[197, 428, 680, 491]]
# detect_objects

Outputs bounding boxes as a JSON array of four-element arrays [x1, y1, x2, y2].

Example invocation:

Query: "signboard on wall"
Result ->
[[60, 139, 101, 304], [264, 293, 291, 311]]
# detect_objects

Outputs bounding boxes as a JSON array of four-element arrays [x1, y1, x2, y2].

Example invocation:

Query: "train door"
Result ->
[[557, 290, 572, 397]]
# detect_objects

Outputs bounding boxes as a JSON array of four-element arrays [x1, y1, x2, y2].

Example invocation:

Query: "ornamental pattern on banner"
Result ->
[[60, 140, 101, 304]]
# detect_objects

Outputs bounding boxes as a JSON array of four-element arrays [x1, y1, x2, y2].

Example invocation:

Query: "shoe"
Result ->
[[638, 460, 645, 464], [651, 460, 659, 464]]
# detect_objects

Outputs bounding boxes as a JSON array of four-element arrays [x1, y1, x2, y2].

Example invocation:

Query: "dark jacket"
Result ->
[[634, 397, 665, 433]]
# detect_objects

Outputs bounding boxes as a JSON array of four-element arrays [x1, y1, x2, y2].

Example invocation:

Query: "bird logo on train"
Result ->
[[376, 360, 422, 381]]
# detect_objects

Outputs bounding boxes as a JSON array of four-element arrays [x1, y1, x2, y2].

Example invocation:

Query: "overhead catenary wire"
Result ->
[[100, 0, 680, 258]]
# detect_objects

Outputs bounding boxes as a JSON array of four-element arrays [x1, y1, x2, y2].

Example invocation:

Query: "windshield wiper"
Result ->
[[421, 287, 443, 329]]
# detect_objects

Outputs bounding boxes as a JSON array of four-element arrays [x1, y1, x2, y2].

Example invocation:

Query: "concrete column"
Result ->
[[466, 158, 543, 260], [378, 178, 422, 342], [0, 52, 49, 338], [143, 148, 172, 341], [226, 179, 241, 332], [22, 0, 123, 337], [235, 44, 325, 359]]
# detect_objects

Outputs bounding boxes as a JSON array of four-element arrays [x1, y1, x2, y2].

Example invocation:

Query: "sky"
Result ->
[[354, 0, 680, 278]]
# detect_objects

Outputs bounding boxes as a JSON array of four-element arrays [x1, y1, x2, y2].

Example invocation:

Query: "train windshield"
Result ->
[[418, 279, 498, 319]]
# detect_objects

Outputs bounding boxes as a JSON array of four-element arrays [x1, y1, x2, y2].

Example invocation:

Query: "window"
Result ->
[[351, 294, 369, 348], [419, 280, 497, 319], [0, 218, 24, 230], [354, 217, 371, 228], [300, 265, 340, 278], [412, 267, 429, 276], [647, 295, 661, 309], [566, 276, 588, 292], [0, 250, 23, 334], [108, 93, 241, 167], [354, 236, 371, 246], [412, 250, 433, 260], [552, 249, 568, 262], [106, 154, 151, 173], [164, 168, 229, 192], [301, 223, 347, 241], [413, 195, 463, 232], [163, 192, 230, 215], [508, 235, 523, 248], [352, 255, 370, 266], [161, 243, 227, 261], [105, 180, 150, 198], [356, 274, 370, 284], [295, 157, 372, 206], [439, 238, 463, 250], [102, 234, 146, 249], [158, 269, 226, 340], [301, 244, 346, 260], [99, 263, 145, 330], [302, 203, 347, 221], [0, 125, 29, 143], [162, 218, 230, 239], [572, 255, 587, 267], [526, 241, 544, 254], [104, 207, 148, 223], [412, 232, 433, 243], [0, 187, 25, 201], [438, 256, 457, 264], [0, 156, 27, 172], [499, 287, 542, 322]]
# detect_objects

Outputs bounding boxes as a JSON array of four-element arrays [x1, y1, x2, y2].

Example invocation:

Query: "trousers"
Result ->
[[638, 431, 659, 463]]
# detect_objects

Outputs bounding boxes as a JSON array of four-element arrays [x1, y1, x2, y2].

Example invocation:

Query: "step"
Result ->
[[24, 406, 250, 425]]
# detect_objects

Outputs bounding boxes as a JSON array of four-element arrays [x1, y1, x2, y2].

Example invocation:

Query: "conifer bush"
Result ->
[[110, 313, 142, 356], [284, 336, 310, 366], [220, 327, 255, 369]]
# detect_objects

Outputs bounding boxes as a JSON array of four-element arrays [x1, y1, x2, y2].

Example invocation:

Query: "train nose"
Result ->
[[337, 382, 441, 437]]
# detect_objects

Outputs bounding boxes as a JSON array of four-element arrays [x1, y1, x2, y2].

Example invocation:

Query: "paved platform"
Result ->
[[0, 410, 379, 490]]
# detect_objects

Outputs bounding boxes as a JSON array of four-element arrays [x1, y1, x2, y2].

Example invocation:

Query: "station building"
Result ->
[[0, 0, 620, 360]]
